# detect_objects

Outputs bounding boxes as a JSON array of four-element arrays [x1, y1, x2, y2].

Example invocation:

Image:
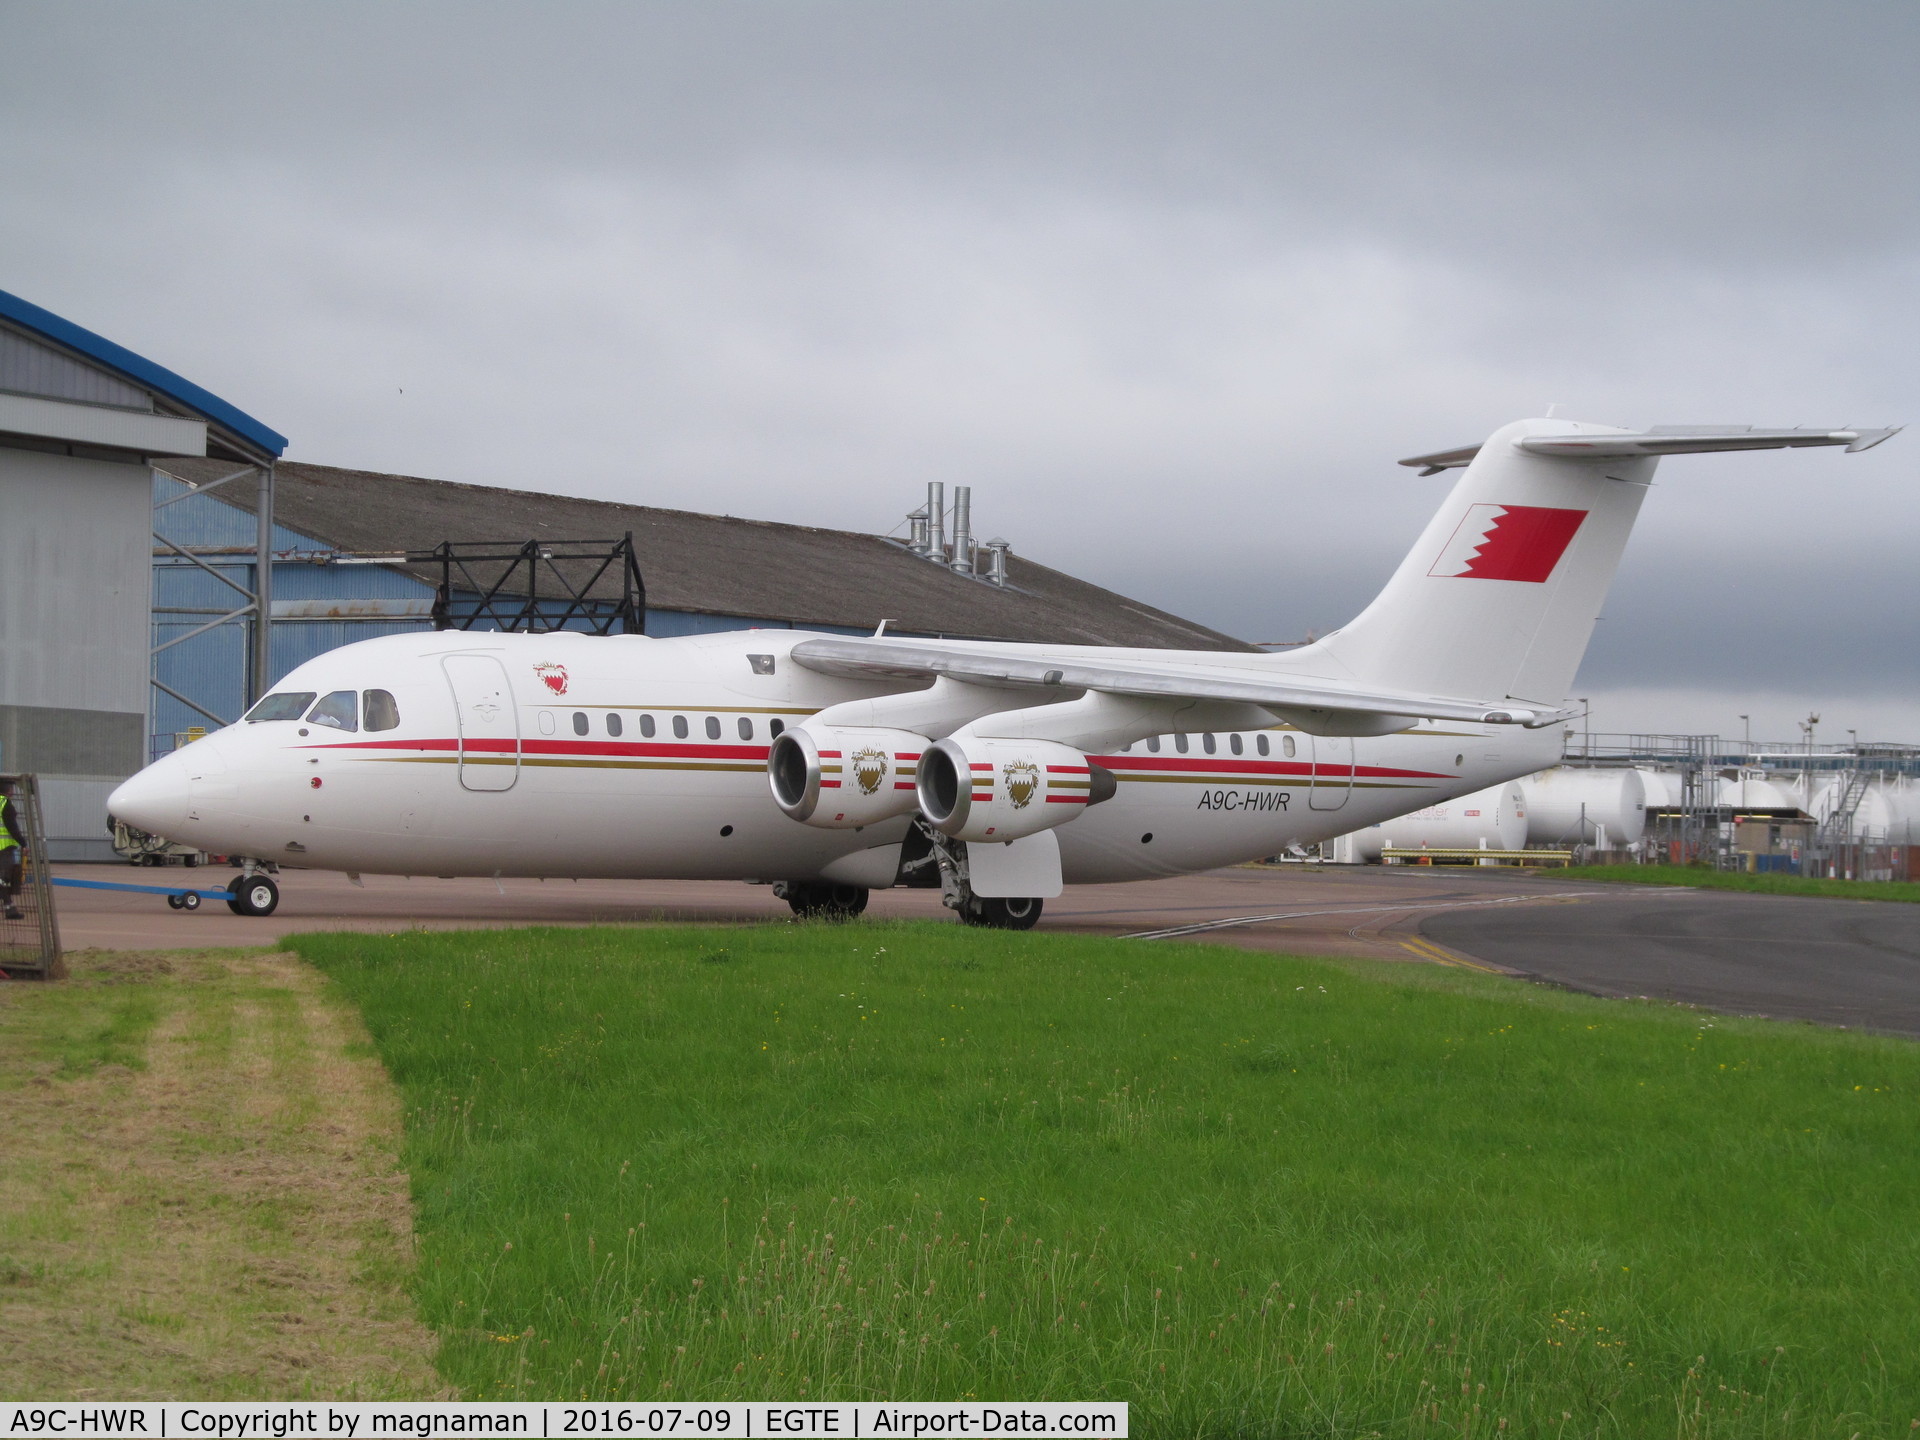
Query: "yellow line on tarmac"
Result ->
[[1399, 934, 1509, 975]]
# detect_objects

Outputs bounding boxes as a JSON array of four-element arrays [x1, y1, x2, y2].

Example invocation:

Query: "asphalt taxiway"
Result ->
[[27, 862, 1920, 1037]]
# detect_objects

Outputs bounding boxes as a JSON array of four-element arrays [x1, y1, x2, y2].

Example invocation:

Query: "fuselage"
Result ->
[[111, 628, 1563, 885]]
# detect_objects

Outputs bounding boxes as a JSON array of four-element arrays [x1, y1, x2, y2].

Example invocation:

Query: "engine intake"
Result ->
[[917, 735, 1112, 842], [768, 726, 930, 828]]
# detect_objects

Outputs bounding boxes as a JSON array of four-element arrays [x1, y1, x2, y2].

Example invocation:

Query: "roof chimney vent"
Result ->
[[949, 486, 974, 574], [983, 537, 1010, 587], [925, 482, 946, 563]]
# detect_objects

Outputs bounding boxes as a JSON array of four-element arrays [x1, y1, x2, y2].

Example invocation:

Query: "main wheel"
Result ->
[[959, 896, 1044, 930], [227, 875, 280, 917], [784, 881, 870, 920]]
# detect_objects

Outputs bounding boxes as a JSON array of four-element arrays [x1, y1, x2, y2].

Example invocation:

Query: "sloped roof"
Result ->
[[162, 458, 1253, 650], [0, 289, 287, 459]]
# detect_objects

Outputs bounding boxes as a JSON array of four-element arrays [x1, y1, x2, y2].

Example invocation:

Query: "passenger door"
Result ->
[[442, 654, 520, 792]]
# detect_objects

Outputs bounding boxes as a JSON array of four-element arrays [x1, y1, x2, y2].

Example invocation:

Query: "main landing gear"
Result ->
[[957, 894, 1044, 931], [912, 821, 1045, 931], [226, 872, 280, 917], [774, 880, 870, 920]]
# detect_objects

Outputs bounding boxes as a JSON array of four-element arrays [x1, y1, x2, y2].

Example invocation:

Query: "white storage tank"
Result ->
[[1635, 767, 1683, 810], [1344, 782, 1528, 862], [1520, 767, 1648, 847], [1875, 776, 1920, 843], [1715, 769, 1803, 812], [1810, 778, 1900, 841]]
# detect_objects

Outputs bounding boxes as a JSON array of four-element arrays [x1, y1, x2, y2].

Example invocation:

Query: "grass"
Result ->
[[1556, 864, 1920, 903], [0, 949, 442, 1399], [289, 922, 1920, 1436]]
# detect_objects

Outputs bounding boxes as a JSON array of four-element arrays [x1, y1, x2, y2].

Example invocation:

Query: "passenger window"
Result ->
[[607, 713, 623, 737], [572, 712, 589, 736], [308, 690, 359, 732], [1256, 734, 1269, 757], [672, 715, 689, 739], [1146, 736, 1161, 753], [1284, 735, 1297, 758], [245, 692, 316, 722], [1174, 734, 1189, 754], [1229, 733, 1243, 756], [737, 716, 754, 741], [363, 689, 401, 732], [769, 718, 785, 738], [705, 716, 721, 740], [537, 710, 556, 736], [1202, 733, 1216, 754], [639, 714, 656, 738]]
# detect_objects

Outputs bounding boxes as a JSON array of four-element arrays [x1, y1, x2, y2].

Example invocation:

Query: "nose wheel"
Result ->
[[227, 874, 280, 917]]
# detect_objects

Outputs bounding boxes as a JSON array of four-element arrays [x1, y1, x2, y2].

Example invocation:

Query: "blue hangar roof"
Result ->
[[0, 287, 287, 458]]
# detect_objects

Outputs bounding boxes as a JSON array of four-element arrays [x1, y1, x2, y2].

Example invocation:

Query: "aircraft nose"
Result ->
[[108, 752, 193, 838]]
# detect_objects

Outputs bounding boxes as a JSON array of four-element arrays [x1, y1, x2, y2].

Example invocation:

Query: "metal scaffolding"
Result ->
[[149, 461, 276, 728]]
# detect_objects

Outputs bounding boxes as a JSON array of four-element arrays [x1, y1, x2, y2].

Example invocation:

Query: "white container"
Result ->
[[1345, 781, 1528, 862], [1519, 767, 1648, 847]]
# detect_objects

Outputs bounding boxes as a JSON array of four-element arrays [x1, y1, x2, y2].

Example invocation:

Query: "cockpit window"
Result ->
[[364, 690, 400, 732], [308, 690, 359, 732], [245, 692, 316, 723]]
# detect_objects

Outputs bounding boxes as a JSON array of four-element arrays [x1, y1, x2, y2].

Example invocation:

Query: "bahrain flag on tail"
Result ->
[[1427, 503, 1587, 582]]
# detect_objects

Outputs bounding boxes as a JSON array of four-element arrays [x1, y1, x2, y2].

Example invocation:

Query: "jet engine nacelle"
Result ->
[[916, 736, 1113, 843], [768, 726, 929, 828]]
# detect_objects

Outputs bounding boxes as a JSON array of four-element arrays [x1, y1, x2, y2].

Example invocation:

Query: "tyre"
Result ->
[[784, 881, 870, 920], [180, 891, 200, 911], [226, 875, 280, 917], [166, 893, 184, 910], [959, 896, 1044, 931]]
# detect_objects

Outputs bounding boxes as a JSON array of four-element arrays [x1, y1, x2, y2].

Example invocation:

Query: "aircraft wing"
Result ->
[[787, 636, 1570, 728]]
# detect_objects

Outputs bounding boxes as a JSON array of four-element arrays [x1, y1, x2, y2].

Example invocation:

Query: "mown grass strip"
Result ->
[[290, 922, 1920, 1435], [0, 949, 442, 1399], [1556, 864, 1920, 903]]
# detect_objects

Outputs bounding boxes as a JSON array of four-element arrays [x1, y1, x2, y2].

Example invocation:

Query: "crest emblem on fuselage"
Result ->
[[1003, 759, 1041, 809], [534, 662, 569, 696], [851, 746, 889, 796]]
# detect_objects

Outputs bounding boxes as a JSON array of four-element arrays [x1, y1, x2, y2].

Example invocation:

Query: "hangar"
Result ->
[[1, 290, 1247, 858], [0, 289, 286, 860]]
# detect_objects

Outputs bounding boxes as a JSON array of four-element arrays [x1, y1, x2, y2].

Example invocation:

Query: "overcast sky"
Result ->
[[4, 1, 1915, 743]]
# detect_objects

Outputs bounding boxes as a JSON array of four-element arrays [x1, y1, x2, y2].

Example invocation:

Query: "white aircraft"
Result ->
[[110, 418, 1895, 923]]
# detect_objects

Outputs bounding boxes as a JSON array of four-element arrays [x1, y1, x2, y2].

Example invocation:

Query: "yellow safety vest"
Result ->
[[0, 796, 18, 852]]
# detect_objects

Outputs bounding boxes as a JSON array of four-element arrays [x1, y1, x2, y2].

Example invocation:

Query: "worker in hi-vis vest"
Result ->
[[0, 783, 24, 920]]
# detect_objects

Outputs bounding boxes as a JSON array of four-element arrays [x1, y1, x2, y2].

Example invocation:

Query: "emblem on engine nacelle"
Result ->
[[1003, 759, 1040, 809], [852, 746, 889, 796]]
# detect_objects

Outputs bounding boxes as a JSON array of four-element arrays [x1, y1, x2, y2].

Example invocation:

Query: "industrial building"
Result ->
[[2, 290, 1248, 859], [1332, 734, 1920, 881]]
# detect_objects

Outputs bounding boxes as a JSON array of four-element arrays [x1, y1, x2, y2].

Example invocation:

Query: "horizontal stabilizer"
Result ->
[[1402, 425, 1900, 474]]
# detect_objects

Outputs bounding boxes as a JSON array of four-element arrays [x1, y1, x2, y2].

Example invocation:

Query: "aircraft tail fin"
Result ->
[[1281, 419, 1893, 708]]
